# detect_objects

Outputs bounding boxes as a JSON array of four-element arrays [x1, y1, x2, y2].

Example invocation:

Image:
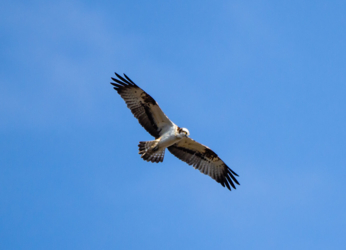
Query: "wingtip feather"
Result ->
[[224, 180, 231, 191], [124, 73, 137, 86], [114, 72, 132, 85]]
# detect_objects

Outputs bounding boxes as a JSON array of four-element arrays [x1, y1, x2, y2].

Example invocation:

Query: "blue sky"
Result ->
[[1, 0, 345, 249]]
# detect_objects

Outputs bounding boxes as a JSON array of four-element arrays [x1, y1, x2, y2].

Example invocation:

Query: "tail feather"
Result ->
[[138, 141, 156, 154], [138, 141, 165, 163]]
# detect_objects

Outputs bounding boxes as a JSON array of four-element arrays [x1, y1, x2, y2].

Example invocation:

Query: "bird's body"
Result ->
[[156, 125, 185, 150], [110, 72, 240, 191]]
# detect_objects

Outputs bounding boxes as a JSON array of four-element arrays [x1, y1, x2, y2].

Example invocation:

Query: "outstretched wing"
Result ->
[[168, 138, 239, 191], [111, 73, 174, 138]]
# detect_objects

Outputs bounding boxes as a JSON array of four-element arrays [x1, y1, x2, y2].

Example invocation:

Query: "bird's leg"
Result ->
[[151, 141, 159, 152]]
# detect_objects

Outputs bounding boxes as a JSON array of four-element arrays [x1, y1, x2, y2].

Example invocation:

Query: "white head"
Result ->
[[179, 127, 190, 137]]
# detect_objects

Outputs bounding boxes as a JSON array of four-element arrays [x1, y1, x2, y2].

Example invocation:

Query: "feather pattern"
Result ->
[[110, 73, 174, 139], [168, 138, 239, 191], [138, 141, 165, 163]]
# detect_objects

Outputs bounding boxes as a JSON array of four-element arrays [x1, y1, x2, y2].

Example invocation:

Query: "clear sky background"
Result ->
[[1, 0, 345, 249]]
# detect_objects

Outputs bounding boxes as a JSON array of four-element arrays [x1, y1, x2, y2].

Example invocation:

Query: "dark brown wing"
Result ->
[[110, 73, 174, 138], [168, 138, 239, 191]]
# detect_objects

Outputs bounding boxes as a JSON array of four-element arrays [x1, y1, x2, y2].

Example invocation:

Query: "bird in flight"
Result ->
[[110, 73, 240, 191]]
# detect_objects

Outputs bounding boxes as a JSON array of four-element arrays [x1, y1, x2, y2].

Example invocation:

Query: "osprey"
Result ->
[[110, 73, 240, 191]]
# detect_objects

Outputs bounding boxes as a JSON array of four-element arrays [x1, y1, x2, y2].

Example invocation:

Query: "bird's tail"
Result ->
[[138, 141, 165, 163]]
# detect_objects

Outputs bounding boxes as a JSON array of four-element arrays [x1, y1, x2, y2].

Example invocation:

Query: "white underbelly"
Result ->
[[158, 133, 181, 149]]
